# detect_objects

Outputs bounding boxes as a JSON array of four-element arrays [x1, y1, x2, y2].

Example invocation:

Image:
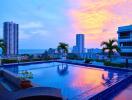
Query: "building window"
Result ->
[[120, 42, 132, 47], [120, 32, 130, 37], [121, 53, 132, 57], [119, 32, 130, 39]]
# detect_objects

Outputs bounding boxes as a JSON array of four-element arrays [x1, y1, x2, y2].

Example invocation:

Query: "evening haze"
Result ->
[[0, 0, 132, 49]]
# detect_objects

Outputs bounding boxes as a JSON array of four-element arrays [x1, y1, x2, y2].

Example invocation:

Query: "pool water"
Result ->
[[5, 62, 128, 99]]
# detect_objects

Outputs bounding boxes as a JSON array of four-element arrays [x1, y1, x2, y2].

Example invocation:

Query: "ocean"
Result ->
[[19, 49, 45, 54], [0, 49, 45, 54]]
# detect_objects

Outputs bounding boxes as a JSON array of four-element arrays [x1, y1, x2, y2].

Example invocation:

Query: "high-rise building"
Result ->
[[72, 34, 85, 53], [76, 34, 85, 53], [117, 25, 132, 58], [3, 22, 19, 55]]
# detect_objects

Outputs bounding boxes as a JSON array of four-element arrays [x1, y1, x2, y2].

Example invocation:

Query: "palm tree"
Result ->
[[101, 39, 120, 60], [0, 39, 6, 55], [57, 42, 68, 56]]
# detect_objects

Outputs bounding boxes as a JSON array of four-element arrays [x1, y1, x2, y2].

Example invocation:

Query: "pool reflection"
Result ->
[[57, 63, 69, 76], [70, 67, 107, 90]]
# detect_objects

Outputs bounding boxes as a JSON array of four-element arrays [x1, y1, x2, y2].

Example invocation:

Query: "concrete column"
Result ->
[[0, 56, 1, 65], [125, 58, 128, 68], [130, 31, 132, 38], [117, 32, 120, 48]]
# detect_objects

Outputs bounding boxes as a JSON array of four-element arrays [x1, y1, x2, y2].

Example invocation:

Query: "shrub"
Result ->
[[20, 59, 31, 62], [32, 58, 43, 61], [77, 58, 84, 60], [111, 63, 125, 67], [2, 59, 18, 64], [84, 59, 93, 63], [95, 59, 105, 62], [66, 53, 79, 60], [104, 61, 111, 66], [43, 56, 52, 61], [52, 57, 60, 60], [104, 61, 125, 67]]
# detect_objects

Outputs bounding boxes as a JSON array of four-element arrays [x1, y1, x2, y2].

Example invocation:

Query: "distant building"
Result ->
[[117, 25, 132, 58], [87, 48, 101, 54], [3, 22, 19, 55], [72, 46, 78, 53], [76, 34, 84, 53], [87, 48, 102, 59], [47, 48, 56, 54], [72, 34, 85, 53]]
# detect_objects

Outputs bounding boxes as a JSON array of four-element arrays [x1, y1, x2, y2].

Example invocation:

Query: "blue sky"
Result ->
[[0, 0, 132, 49], [0, 0, 75, 49]]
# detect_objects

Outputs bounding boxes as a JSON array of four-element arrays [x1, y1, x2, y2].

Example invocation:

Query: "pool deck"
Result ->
[[0, 87, 63, 100], [0, 69, 63, 100], [113, 84, 132, 100], [11, 87, 63, 100]]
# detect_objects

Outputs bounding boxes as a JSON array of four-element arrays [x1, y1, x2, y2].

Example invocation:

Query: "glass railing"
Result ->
[[120, 46, 132, 49], [119, 36, 130, 39]]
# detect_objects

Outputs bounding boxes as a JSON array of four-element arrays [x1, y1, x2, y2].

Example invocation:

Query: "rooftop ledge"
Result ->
[[118, 25, 132, 32]]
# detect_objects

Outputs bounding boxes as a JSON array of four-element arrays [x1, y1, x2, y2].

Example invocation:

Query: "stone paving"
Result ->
[[114, 84, 132, 100]]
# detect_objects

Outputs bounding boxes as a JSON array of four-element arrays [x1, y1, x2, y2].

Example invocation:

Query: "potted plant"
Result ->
[[19, 70, 33, 89], [84, 58, 92, 63]]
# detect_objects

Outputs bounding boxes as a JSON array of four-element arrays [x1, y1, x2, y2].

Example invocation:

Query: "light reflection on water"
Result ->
[[4, 62, 127, 99]]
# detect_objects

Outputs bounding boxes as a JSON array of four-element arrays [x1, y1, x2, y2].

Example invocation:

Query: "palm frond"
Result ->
[[101, 41, 109, 47], [101, 39, 119, 59], [0, 40, 6, 55], [57, 42, 69, 54], [112, 45, 121, 53]]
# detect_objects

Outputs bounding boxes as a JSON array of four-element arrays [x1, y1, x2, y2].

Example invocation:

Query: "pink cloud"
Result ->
[[67, 0, 132, 48]]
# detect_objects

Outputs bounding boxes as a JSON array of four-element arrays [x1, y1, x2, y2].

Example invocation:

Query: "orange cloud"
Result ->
[[69, 10, 111, 33], [68, 0, 132, 48]]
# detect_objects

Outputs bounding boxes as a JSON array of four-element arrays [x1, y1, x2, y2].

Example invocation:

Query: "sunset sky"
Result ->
[[0, 0, 132, 49]]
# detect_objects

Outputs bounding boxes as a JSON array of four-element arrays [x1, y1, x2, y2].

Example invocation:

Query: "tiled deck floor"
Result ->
[[114, 84, 132, 100]]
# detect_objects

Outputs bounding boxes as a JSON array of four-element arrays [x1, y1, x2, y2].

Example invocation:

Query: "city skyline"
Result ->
[[0, 0, 132, 49]]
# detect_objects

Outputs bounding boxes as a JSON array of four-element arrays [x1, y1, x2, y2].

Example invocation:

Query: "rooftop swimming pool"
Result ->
[[4, 62, 130, 99]]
